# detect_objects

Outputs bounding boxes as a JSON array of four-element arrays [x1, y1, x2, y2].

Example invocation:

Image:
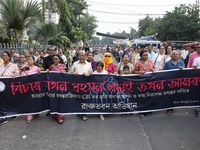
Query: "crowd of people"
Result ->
[[0, 43, 200, 126]]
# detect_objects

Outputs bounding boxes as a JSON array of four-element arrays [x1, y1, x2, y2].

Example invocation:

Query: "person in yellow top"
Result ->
[[102, 52, 117, 74], [0, 57, 3, 65]]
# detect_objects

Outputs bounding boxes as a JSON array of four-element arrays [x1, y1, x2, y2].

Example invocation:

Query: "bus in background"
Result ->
[[130, 40, 161, 52]]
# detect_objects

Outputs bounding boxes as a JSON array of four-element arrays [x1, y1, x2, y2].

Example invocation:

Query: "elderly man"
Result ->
[[70, 51, 93, 121], [163, 50, 185, 115]]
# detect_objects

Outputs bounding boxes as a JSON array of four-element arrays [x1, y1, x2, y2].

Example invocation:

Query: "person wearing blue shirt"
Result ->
[[163, 50, 185, 115], [148, 45, 156, 61]]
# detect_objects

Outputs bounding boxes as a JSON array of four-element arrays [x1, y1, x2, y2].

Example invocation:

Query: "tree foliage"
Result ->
[[0, 0, 42, 44], [138, 4, 200, 41]]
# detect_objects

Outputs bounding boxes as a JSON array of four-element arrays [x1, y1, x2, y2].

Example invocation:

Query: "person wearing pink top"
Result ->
[[48, 54, 66, 124], [187, 44, 200, 68], [0, 51, 20, 126], [21, 56, 40, 123]]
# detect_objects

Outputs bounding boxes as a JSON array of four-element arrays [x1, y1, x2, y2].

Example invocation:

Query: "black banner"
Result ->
[[0, 69, 200, 118]]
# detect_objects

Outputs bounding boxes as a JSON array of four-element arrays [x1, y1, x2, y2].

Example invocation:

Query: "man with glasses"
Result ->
[[70, 51, 93, 121], [42, 46, 57, 71]]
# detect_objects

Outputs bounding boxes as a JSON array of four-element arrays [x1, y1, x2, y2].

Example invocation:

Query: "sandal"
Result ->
[[100, 115, 105, 121], [82, 115, 87, 121]]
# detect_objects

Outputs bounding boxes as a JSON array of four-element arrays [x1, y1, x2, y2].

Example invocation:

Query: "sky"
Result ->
[[85, 0, 196, 35]]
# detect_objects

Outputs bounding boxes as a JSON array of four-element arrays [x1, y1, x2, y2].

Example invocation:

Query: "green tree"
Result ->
[[35, 23, 57, 45], [67, 0, 88, 27], [58, 0, 72, 38], [0, 0, 42, 44], [158, 4, 200, 41], [79, 12, 98, 41]]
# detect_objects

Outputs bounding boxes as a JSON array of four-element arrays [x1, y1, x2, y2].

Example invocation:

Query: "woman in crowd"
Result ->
[[87, 52, 96, 71], [18, 54, 27, 69], [92, 61, 108, 120], [133, 50, 156, 118], [103, 52, 116, 74], [34, 50, 41, 62], [152, 46, 166, 71], [48, 54, 66, 124], [0, 51, 19, 125], [35, 51, 44, 69], [165, 46, 173, 63], [21, 55, 41, 123], [117, 54, 134, 74], [134, 50, 156, 74]]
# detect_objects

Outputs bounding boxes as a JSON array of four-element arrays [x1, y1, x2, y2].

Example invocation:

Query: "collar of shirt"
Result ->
[[78, 61, 86, 64]]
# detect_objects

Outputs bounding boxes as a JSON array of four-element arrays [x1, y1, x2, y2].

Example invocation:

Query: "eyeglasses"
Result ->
[[20, 57, 25, 58], [53, 58, 59, 60], [142, 54, 148, 56], [105, 55, 111, 57]]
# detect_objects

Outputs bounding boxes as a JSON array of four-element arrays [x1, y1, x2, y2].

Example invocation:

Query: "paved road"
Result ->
[[0, 52, 200, 150]]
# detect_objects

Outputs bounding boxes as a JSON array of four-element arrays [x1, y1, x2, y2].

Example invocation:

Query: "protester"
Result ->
[[133, 50, 155, 117], [163, 50, 184, 116], [148, 45, 156, 61], [35, 51, 44, 69], [48, 54, 66, 124], [0, 57, 3, 65], [10, 49, 15, 62], [187, 45, 199, 68], [34, 50, 40, 62], [165, 46, 173, 63], [102, 52, 117, 74], [92, 61, 108, 120], [58, 48, 67, 64], [87, 52, 96, 71], [192, 55, 200, 117], [117, 54, 134, 74], [152, 46, 166, 71], [42, 46, 58, 70], [133, 50, 156, 74], [70, 51, 93, 121], [21, 55, 41, 123], [135, 45, 146, 64], [0, 51, 19, 126], [123, 65, 131, 74], [18, 54, 27, 69], [12, 53, 20, 65]]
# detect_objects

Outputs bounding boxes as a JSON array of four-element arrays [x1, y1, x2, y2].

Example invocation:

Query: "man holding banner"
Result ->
[[70, 51, 93, 121]]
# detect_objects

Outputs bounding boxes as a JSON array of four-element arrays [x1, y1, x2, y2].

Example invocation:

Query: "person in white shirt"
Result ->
[[70, 51, 93, 121], [152, 46, 166, 71], [58, 48, 67, 64]]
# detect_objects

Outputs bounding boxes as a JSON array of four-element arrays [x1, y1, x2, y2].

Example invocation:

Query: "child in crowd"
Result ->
[[92, 61, 108, 120], [123, 65, 130, 74]]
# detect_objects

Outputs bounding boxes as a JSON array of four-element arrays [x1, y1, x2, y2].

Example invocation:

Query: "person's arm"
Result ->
[[192, 58, 198, 70]]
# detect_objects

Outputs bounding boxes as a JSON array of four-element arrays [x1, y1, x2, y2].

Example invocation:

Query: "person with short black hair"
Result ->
[[123, 65, 130, 74], [87, 52, 96, 71], [92, 61, 108, 120]]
